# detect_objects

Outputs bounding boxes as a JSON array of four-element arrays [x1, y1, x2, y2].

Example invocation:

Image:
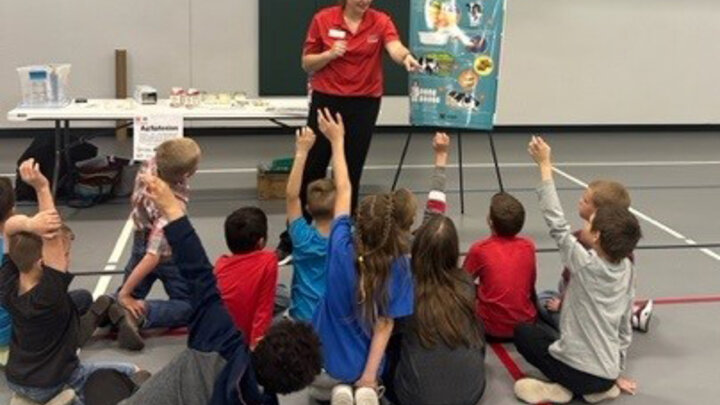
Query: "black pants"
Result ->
[[70, 289, 93, 316], [301, 91, 381, 220], [514, 323, 615, 396]]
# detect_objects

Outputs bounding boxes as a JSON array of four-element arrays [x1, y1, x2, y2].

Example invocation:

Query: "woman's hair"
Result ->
[[355, 192, 410, 328], [411, 215, 483, 349]]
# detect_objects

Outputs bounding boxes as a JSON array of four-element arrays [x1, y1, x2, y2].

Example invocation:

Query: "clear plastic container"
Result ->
[[185, 88, 200, 109], [17, 64, 71, 107], [170, 87, 185, 108]]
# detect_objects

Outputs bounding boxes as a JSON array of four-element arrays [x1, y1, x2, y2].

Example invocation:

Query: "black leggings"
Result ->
[[514, 323, 615, 396], [300, 91, 381, 219]]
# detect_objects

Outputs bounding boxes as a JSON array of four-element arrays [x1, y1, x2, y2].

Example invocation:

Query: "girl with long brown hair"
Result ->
[[390, 134, 486, 405], [311, 109, 416, 405]]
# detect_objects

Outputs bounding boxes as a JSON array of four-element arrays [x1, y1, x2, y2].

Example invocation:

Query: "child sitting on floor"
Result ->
[[110, 138, 201, 351], [214, 207, 280, 349], [388, 133, 487, 405], [463, 192, 538, 340], [1, 161, 141, 405], [284, 126, 335, 322], [514, 136, 641, 404], [115, 174, 322, 405], [536, 180, 654, 333], [310, 109, 415, 405]]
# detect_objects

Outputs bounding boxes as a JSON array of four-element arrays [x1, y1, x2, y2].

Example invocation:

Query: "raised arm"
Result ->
[[287, 127, 316, 221], [17, 159, 67, 271], [528, 136, 591, 273], [143, 174, 242, 355], [317, 108, 351, 218], [422, 133, 450, 224]]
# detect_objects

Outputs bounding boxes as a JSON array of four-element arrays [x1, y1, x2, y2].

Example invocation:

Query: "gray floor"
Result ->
[[1, 130, 720, 403]]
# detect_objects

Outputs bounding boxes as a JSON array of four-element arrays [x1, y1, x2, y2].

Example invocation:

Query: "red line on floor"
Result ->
[[650, 294, 720, 305], [490, 343, 551, 405], [490, 343, 525, 380]]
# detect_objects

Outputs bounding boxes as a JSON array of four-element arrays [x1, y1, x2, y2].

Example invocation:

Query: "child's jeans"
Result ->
[[7, 361, 136, 405], [536, 290, 561, 330], [118, 231, 192, 329]]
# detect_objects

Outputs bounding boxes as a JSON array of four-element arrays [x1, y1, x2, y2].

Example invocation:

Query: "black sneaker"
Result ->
[[108, 304, 145, 351], [78, 295, 114, 347]]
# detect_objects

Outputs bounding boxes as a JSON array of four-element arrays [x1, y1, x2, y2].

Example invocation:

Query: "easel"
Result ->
[[391, 129, 505, 214]]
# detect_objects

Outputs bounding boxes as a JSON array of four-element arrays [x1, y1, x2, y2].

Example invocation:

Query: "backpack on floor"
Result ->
[[67, 156, 128, 208], [15, 133, 97, 201]]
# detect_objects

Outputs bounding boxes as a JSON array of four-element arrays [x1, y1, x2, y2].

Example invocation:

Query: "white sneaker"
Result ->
[[514, 378, 573, 404], [278, 254, 293, 266], [355, 387, 380, 405], [632, 299, 653, 333], [583, 385, 621, 403], [331, 384, 354, 405]]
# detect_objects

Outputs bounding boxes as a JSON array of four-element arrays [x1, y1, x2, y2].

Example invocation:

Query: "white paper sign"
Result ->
[[133, 115, 184, 161]]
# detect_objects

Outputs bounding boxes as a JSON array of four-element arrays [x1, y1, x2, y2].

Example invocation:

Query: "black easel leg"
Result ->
[[458, 131, 465, 214], [487, 131, 504, 192], [392, 130, 413, 191]]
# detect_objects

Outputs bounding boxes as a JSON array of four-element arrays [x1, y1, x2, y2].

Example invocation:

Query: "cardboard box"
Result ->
[[257, 166, 289, 200]]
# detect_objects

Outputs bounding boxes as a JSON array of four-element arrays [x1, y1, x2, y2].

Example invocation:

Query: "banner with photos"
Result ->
[[409, 0, 505, 130]]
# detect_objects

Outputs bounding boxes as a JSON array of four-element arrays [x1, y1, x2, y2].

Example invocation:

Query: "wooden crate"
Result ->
[[257, 167, 289, 200]]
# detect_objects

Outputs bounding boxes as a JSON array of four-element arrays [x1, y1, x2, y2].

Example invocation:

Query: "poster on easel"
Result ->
[[133, 115, 184, 161], [409, 0, 506, 130]]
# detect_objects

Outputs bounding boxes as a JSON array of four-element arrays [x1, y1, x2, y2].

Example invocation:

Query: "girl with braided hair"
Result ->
[[310, 108, 415, 405]]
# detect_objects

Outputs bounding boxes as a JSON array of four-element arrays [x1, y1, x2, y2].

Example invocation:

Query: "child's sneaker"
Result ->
[[78, 295, 114, 347], [583, 385, 621, 403], [632, 299, 653, 333], [354, 387, 380, 405], [108, 303, 145, 351], [514, 378, 573, 404], [331, 384, 354, 405]]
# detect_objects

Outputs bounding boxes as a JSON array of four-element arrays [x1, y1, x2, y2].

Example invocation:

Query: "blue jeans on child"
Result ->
[[119, 231, 192, 329], [7, 361, 136, 405], [536, 290, 561, 330]]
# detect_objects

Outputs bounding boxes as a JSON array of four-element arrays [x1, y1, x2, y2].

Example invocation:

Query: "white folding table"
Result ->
[[7, 98, 309, 197]]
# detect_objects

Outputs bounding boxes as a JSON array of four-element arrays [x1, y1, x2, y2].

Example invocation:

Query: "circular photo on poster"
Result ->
[[474, 55, 494, 76]]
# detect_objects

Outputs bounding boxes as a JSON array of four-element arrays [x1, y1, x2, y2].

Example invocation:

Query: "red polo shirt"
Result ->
[[304, 6, 400, 98], [463, 235, 538, 338]]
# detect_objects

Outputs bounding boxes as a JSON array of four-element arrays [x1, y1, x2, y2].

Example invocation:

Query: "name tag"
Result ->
[[329, 29, 347, 39], [367, 34, 379, 43]]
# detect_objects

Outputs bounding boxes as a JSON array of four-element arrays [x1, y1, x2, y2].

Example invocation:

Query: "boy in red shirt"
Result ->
[[463, 192, 538, 339], [214, 207, 279, 349]]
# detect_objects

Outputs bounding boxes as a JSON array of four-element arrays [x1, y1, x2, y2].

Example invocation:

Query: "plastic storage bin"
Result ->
[[17, 64, 71, 107]]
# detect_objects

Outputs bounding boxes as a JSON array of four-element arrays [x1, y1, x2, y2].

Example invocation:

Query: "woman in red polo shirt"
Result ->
[[299, 0, 420, 216]]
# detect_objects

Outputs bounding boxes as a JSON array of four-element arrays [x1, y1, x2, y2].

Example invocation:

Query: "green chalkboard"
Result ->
[[259, 0, 409, 96]]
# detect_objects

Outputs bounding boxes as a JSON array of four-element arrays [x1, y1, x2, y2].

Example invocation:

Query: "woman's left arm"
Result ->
[[386, 40, 421, 72]]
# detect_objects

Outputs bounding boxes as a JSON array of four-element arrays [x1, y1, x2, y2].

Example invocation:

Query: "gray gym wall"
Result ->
[[1, 0, 718, 129]]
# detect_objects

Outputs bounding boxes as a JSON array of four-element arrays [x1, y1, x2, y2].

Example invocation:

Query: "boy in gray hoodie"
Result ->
[[513, 136, 641, 404]]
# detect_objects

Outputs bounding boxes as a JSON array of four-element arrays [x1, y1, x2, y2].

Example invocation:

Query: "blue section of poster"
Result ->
[[409, 0, 505, 130]]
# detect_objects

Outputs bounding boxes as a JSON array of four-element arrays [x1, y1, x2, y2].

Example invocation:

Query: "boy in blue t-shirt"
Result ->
[[285, 127, 335, 322]]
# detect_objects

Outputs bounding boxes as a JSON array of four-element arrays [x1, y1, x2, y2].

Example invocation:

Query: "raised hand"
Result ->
[[433, 132, 451, 155], [295, 126, 316, 155], [19, 158, 50, 190], [141, 174, 184, 221], [317, 108, 345, 143], [528, 135, 552, 166]]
